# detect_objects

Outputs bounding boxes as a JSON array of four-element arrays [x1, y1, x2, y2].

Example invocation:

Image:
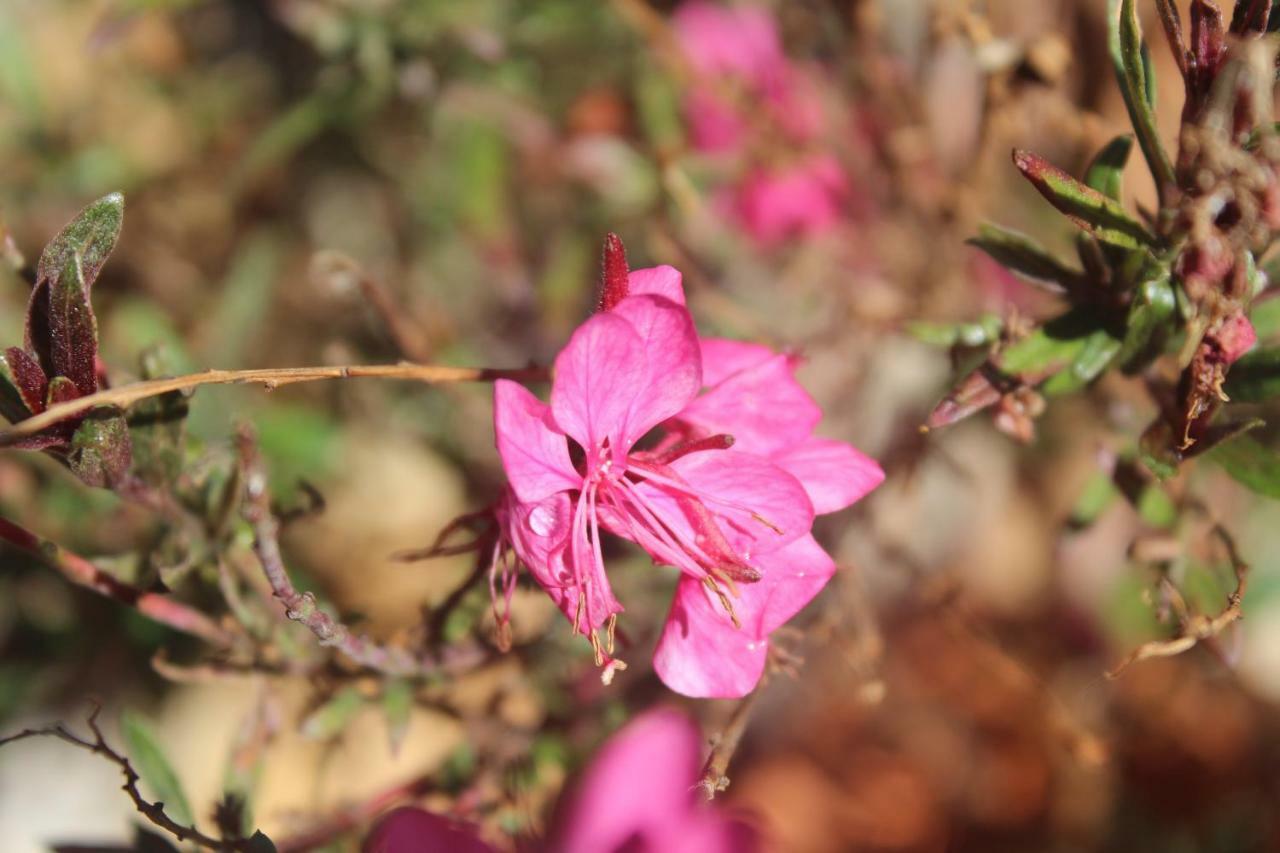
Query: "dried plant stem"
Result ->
[[0, 515, 236, 647], [0, 706, 255, 850], [237, 429, 480, 679], [0, 362, 549, 447], [699, 689, 760, 800], [1107, 524, 1251, 679]]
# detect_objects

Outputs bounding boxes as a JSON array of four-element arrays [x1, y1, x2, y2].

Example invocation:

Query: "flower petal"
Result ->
[[493, 380, 579, 504], [363, 807, 495, 853], [735, 533, 837, 638], [551, 311, 648, 463], [611, 294, 702, 442], [699, 337, 776, 387], [548, 708, 704, 853], [776, 436, 885, 515], [626, 265, 687, 306], [653, 576, 768, 698], [675, 353, 821, 455]]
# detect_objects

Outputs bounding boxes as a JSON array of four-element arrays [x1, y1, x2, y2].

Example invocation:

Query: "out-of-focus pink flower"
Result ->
[[363, 807, 495, 853], [728, 155, 848, 246], [1217, 312, 1257, 364], [546, 708, 761, 852], [363, 710, 761, 852], [653, 338, 885, 697], [493, 263, 813, 681]]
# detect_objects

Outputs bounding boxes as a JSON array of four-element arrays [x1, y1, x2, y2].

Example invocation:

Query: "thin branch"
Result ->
[[0, 362, 549, 447], [0, 706, 256, 851], [237, 428, 484, 679], [698, 689, 760, 800], [0, 515, 236, 648], [1107, 523, 1251, 678]]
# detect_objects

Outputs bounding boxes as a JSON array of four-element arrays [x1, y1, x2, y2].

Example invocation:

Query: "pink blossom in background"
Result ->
[[363, 709, 761, 852], [728, 155, 849, 246]]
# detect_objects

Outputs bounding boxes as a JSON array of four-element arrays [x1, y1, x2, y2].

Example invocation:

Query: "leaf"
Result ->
[[1013, 149, 1155, 250], [301, 687, 364, 740], [1136, 484, 1179, 528], [128, 348, 189, 487], [1207, 432, 1280, 498], [1108, 0, 1177, 195], [967, 223, 1086, 291], [2, 346, 46, 417], [1070, 471, 1119, 528], [69, 407, 133, 489], [48, 250, 99, 396], [120, 710, 195, 827], [1084, 135, 1135, 201], [1230, 0, 1274, 34], [1040, 327, 1122, 395], [1001, 310, 1106, 374], [1223, 346, 1280, 401], [907, 314, 1002, 348], [36, 193, 124, 295], [381, 680, 413, 756], [1117, 274, 1178, 372]]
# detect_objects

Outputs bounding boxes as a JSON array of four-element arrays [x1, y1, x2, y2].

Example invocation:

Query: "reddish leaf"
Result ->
[[4, 346, 48, 415], [47, 252, 99, 396], [1230, 0, 1273, 34], [1187, 1, 1228, 118], [68, 407, 132, 489]]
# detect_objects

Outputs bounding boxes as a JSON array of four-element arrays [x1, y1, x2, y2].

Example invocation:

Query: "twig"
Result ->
[[1107, 523, 1251, 679], [0, 362, 549, 447], [237, 429, 483, 679], [698, 689, 760, 800], [0, 705, 256, 851], [0, 515, 236, 648]]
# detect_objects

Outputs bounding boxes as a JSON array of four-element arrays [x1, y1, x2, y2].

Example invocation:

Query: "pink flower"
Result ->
[[545, 709, 761, 852], [363, 709, 761, 852], [493, 259, 814, 679], [652, 337, 885, 697], [728, 155, 848, 246]]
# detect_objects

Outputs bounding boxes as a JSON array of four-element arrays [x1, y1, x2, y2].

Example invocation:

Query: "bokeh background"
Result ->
[[1, 0, 1279, 850]]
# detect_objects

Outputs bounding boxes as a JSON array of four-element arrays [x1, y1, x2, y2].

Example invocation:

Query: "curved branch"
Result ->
[[0, 362, 549, 447]]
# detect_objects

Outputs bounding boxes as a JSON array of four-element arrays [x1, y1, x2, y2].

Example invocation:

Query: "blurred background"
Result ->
[[1, 0, 1279, 850]]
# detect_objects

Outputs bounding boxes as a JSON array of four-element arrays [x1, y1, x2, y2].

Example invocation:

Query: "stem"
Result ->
[[698, 689, 760, 800], [0, 362, 549, 447], [0, 516, 236, 648], [0, 706, 255, 851]]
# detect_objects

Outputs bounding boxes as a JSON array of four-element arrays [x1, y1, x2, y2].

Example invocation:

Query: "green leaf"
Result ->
[[1084, 135, 1134, 201], [968, 223, 1086, 291], [120, 710, 195, 827], [37, 193, 124, 293], [127, 348, 189, 487], [907, 314, 1002, 348], [1070, 471, 1119, 528], [1001, 310, 1105, 375], [301, 687, 364, 740], [1224, 346, 1280, 402], [1013, 149, 1155, 250], [69, 407, 132, 489], [1207, 433, 1280, 498], [1117, 274, 1178, 372], [1248, 294, 1280, 341], [1040, 327, 1122, 395], [1137, 484, 1178, 528], [1108, 0, 1177, 195], [381, 680, 413, 756]]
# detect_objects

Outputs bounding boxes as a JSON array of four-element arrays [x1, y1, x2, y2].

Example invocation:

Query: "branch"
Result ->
[[0, 362, 549, 447], [1107, 523, 1251, 678], [237, 429, 484, 678], [698, 689, 760, 800], [0, 706, 257, 851], [0, 516, 236, 648]]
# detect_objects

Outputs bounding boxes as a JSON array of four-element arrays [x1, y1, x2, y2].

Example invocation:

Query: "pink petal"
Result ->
[[627, 265, 687, 306], [551, 311, 648, 464], [653, 576, 769, 698], [699, 338, 777, 387], [776, 436, 885, 515], [362, 807, 495, 853], [548, 708, 705, 853], [611, 294, 702, 439], [669, 451, 813, 555], [675, 353, 821, 455], [735, 533, 837, 637], [493, 380, 580, 504]]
